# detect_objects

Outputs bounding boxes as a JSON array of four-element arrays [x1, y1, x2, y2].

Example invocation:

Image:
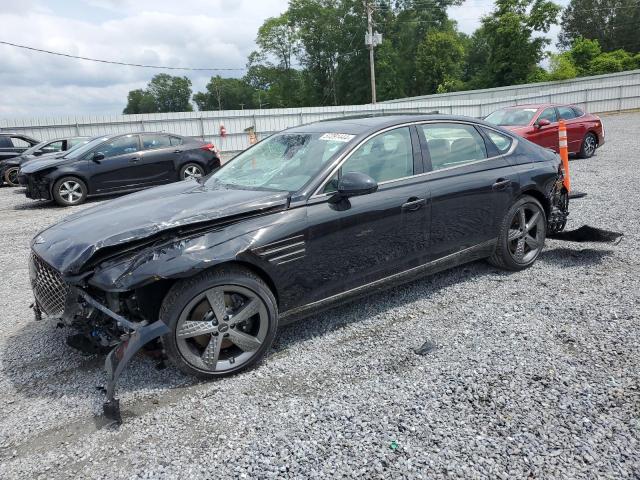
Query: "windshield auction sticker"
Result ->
[[319, 133, 355, 142]]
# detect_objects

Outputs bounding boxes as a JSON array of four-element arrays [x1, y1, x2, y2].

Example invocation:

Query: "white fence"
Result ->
[[2, 70, 639, 153]]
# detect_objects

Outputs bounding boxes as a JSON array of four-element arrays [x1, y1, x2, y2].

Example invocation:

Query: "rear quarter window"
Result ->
[[169, 136, 183, 146], [482, 128, 513, 154], [0, 137, 12, 148]]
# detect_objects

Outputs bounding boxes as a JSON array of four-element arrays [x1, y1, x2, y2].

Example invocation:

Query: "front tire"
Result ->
[[489, 195, 546, 271], [578, 132, 597, 159], [161, 265, 278, 379], [4, 167, 20, 187], [52, 176, 88, 206]]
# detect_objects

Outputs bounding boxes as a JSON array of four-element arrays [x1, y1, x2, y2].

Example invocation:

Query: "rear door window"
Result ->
[[0, 137, 12, 148], [142, 134, 172, 150], [11, 137, 31, 148], [482, 128, 513, 154], [557, 106, 577, 120], [421, 123, 487, 171]]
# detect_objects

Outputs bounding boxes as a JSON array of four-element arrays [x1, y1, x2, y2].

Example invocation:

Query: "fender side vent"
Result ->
[[253, 235, 306, 265]]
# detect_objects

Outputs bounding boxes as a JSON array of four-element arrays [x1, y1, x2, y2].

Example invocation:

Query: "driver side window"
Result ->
[[99, 135, 140, 159], [538, 108, 558, 123], [324, 127, 413, 193]]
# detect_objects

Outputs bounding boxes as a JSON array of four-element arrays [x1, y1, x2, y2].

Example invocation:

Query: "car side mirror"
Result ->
[[535, 118, 551, 129], [92, 152, 105, 162], [335, 171, 378, 198]]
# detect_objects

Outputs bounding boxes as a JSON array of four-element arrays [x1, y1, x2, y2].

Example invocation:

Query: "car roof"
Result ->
[[499, 103, 580, 110], [287, 114, 499, 135]]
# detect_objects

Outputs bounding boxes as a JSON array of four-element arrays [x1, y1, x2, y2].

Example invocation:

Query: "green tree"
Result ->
[[569, 36, 601, 74], [193, 76, 258, 111], [548, 52, 578, 80], [415, 29, 466, 94], [123, 74, 193, 114], [123, 89, 157, 114], [146, 74, 193, 112], [587, 49, 637, 74], [559, 0, 640, 52], [469, 0, 561, 88]]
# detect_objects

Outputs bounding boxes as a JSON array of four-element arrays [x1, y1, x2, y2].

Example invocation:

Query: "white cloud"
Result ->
[[0, 0, 288, 118]]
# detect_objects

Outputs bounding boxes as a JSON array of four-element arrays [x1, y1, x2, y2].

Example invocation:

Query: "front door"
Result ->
[[89, 134, 145, 193], [417, 122, 518, 260], [301, 126, 431, 304], [529, 107, 560, 152]]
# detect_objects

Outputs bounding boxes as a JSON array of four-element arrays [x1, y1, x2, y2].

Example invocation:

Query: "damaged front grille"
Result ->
[[29, 252, 69, 317]]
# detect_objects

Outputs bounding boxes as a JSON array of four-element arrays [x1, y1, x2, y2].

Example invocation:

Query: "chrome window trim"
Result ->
[[310, 120, 518, 198]]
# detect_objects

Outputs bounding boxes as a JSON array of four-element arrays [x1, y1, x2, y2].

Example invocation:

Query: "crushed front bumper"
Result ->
[[23, 175, 51, 200], [30, 251, 169, 423]]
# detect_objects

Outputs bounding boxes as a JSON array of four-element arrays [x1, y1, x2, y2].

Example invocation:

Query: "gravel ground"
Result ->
[[0, 112, 638, 479]]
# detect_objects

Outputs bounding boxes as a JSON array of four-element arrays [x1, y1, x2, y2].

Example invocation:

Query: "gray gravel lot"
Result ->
[[0, 112, 639, 479]]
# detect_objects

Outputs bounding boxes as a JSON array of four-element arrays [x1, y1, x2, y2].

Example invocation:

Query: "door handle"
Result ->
[[492, 178, 511, 191], [402, 197, 427, 212], [129, 157, 140, 163], [174, 149, 183, 154]]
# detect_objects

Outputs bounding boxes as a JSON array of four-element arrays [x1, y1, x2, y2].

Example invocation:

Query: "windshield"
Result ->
[[64, 136, 110, 159], [485, 108, 538, 126], [207, 132, 354, 192]]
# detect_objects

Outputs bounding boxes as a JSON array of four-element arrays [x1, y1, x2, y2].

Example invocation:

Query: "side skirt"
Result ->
[[279, 239, 496, 325]]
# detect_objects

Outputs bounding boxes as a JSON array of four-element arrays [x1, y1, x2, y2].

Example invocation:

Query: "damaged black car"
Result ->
[[28, 115, 570, 419]]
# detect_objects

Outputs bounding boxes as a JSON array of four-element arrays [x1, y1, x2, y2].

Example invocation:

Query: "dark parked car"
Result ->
[[484, 103, 604, 158], [27, 115, 568, 417], [1, 136, 90, 186], [19, 132, 221, 206], [0, 133, 39, 162]]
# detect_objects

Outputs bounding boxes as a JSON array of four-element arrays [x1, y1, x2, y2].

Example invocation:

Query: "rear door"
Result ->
[[89, 134, 144, 193], [417, 122, 518, 260], [528, 107, 559, 152], [139, 134, 177, 184], [557, 106, 585, 153]]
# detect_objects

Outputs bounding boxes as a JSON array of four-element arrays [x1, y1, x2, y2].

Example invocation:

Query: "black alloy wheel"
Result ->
[[489, 196, 546, 271], [161, 266, 278, 378]]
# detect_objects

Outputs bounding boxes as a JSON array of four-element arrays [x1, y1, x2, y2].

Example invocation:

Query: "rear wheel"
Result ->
[[578, 132, 597, 158], [489, 196, 546, 271], [52, 177, 88, 206], [180, 163, 204, 180], [161, 266, 278, 379], [3, 167, 20, 187]]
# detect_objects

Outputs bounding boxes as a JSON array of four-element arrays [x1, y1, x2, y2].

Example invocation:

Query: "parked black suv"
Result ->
[[19, 132, 221, 206], [0, 133, 39, 162], [1, 136, 90, 186]]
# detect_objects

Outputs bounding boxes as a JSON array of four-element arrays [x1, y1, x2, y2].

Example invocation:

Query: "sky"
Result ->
[[0, 0, 567, 119]]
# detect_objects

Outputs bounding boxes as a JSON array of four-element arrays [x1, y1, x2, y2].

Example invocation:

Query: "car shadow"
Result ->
[[12, 194, 119, 211], [1, 245, 614, 413], [537, 246, 614, 267]]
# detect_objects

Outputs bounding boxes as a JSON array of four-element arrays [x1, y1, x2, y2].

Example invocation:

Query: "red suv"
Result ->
[[485, 104, 604, 158]]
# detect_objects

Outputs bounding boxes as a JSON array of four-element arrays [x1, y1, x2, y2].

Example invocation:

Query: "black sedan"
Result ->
[[27, 114, 568, 418], [1, 136, 90, 187], [19, 132, 221, 206]]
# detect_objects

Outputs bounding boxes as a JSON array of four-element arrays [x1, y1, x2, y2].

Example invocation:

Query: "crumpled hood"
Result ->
[[20, 154, 75, 173], [32, 179, 290, 274]]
